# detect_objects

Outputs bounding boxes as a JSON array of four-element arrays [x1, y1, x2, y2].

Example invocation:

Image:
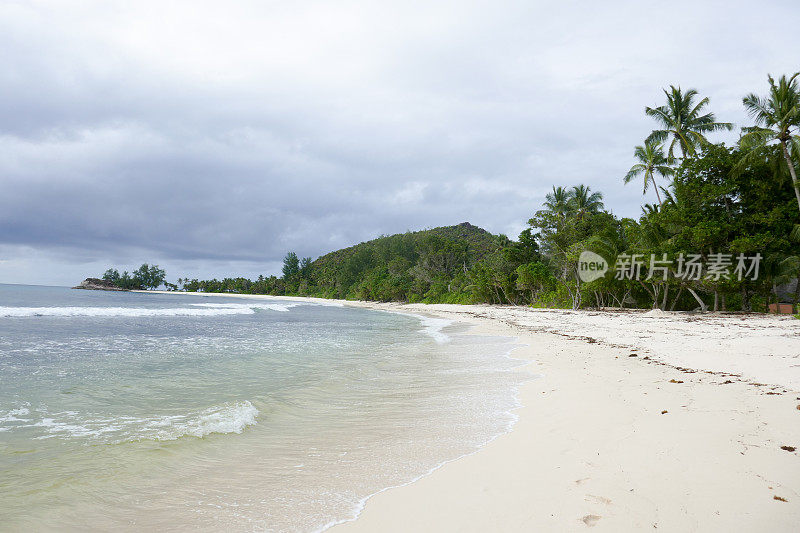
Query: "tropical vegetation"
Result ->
[[102, 264, 166, 290]]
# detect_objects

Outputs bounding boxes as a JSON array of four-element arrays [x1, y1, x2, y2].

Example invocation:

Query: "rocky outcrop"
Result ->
[[72, 278, 126, 291]]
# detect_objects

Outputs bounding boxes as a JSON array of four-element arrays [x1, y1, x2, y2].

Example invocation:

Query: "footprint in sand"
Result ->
[[586, 494, 612, 505], [582, 514, 602, 527]]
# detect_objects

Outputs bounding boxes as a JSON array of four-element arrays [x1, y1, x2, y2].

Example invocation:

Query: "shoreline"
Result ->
[[139, 291, 800, 530]]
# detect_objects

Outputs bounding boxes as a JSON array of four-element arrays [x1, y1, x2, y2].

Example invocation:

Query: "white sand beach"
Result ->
[[144, 292, 800, 530], [332, 303, 800, 531]]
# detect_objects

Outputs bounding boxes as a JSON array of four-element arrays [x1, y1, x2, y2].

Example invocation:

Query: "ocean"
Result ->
[[0, 284, 527, 531]]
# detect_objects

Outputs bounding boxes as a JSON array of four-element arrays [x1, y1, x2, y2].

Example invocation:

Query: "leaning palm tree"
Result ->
[[543, 186, 571, 218], [623, 141, 674, 206], [645, 86, 733, 158], [738, 72, 800, 212], [568, 184, 604, 219]]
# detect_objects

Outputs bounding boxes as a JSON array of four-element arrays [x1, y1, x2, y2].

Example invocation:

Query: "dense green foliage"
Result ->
[[119, 73, 800, 312], [177, 223, 521, 303], [102, 264, 166, 290]]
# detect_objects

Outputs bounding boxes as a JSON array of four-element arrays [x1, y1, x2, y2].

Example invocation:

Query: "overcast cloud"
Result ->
[[1, 0, 798, 285]]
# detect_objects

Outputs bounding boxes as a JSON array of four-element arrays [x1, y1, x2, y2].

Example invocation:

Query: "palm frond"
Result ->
[[624, 165, 644, 183], [646, 129, 669, 145], [790, 224, 800, 242]]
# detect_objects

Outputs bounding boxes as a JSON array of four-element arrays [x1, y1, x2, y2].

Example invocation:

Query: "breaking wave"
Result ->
[[0, 302, 299, 318], [7, 401, 260, 442]]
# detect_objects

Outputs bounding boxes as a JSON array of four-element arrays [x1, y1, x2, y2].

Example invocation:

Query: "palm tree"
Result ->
[[641, 203, 660, 217], [738, 73, 800, 212], [623, 141, 674, 206], [568, 184, 604, 219], [645, 86, 733, 158], [543, 186, 571, 218]]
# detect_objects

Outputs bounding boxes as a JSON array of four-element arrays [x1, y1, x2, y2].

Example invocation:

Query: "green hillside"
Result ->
[[175, 221, 541, 303], [305, 222, 516, 302]]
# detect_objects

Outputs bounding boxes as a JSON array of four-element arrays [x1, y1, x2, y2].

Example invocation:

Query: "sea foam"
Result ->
[[0, 405, 31, 424], [0, 303, 298, 318], [189, 302, 298, 312], [21, 401, 259, 442], [412, 314, 452, 343], [143, 400, 260, 440]]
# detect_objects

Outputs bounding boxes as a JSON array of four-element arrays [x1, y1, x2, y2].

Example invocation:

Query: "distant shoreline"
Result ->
[[146, 290, 800, 530]]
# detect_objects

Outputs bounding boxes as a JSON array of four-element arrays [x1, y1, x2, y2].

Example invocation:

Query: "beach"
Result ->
[[138, 291, 800, 530], [330, 302, 800, 531]]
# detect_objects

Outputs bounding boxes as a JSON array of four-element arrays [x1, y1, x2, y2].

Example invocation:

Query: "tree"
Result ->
[[118, 271, 136, 289], [738, 72, 800, 212], [132, 263, 166, 290], [624, 141, 674, 206], [515, 262, 553, 301], [543, 186, 571, 218], [502, 228, 540, 265], [646, 86, 733, 158], [102, 268, 120, 283], [299, 257, 313, 278], [282, 252, 300, 279], [101, 265, 163, 290], [568, 184, 604, 219]]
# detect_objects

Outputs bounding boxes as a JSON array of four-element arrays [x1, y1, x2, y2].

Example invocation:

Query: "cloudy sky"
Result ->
[[1, 0, 798, 286]]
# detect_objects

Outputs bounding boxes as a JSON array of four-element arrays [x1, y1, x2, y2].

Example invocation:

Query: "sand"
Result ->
[[142, 292, 800, 530], [331, 303, 800, 532]]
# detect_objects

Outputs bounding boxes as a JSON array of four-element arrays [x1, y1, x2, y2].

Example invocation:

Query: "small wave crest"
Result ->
[[0, 404, 31, 424], [189, 302, 298, 313], [0, 303, 298, 318], [141, 400, 260, 441], [5, 401, 259, 442]]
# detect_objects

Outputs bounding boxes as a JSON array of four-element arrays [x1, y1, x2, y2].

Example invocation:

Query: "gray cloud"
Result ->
[[1, 0, 798, 285]]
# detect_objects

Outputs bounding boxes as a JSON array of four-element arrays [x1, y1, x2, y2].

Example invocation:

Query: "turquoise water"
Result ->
[[0, 285, 526, 531]]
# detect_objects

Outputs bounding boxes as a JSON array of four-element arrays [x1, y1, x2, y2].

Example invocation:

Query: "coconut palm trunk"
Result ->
[[780, 140, 800, 211], [653, 183, 663, 206]]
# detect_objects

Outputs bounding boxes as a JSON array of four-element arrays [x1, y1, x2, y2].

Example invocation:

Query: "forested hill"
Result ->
[[302, 222, 517, 302], [310, 222, 498, 278], [177, 221, 541, 303]]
